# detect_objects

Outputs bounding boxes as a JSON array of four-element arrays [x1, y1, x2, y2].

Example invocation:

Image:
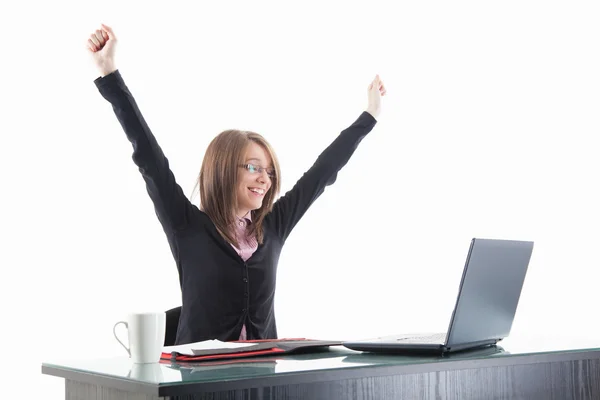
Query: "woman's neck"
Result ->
[[236, 209, 251, 220]]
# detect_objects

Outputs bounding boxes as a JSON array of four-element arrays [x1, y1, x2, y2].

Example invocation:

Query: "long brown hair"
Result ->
[[198, 130, 281, 247]]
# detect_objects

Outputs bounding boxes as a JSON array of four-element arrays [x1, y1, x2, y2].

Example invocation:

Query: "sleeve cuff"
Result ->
[[94, 69, 122, 88], [356, 111, 378, 129], [361, 110, 377, 124]]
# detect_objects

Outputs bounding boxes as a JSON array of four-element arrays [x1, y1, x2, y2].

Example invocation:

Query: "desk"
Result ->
[[42, 337, 600, 399]]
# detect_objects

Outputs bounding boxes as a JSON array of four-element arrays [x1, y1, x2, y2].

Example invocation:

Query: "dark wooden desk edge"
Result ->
[[41, 348, 600, 397]]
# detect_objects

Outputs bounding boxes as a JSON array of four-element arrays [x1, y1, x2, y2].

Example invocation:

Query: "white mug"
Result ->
[[113, 312, 166, 364]]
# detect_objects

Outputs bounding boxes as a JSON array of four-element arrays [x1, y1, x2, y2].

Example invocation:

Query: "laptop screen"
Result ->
[[445, 238, 534, 348]]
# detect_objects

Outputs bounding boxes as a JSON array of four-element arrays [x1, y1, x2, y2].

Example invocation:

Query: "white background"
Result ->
[[1, 0, 599, 397]]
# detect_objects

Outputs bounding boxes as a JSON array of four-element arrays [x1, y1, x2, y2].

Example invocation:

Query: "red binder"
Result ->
[[161, 338, 342, 362]]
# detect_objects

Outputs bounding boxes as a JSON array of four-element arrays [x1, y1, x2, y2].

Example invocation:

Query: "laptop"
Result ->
[[343, 238, 534, 354]]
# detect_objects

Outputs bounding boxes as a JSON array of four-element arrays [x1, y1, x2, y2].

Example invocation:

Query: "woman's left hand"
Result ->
[[366, 74, 386, 119]]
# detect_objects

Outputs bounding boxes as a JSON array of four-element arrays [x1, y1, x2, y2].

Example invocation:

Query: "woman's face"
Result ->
[[236, 142, 273, 217]]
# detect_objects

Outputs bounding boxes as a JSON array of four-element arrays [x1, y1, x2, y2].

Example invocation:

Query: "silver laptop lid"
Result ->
[[445, 238, 534, 348]]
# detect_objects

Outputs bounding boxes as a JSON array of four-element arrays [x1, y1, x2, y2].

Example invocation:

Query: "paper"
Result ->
[[164, 340, 257, 356]]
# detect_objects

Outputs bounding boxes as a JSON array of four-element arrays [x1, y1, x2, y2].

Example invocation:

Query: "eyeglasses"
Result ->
[[240, 163, 276, 179]]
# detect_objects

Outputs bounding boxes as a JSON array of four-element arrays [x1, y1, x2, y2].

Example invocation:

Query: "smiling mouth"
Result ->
[[249, 187, 266, 196]]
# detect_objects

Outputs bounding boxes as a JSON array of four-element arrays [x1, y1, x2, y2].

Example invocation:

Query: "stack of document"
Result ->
[[162, 338, 342, 362]]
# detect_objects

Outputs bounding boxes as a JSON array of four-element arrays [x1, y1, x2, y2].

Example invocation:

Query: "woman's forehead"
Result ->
[[245, 142, 272, 164]]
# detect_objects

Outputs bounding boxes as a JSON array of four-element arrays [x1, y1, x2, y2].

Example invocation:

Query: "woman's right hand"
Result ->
[[365, 74, 386, 120], [87, 24, 117, 77]]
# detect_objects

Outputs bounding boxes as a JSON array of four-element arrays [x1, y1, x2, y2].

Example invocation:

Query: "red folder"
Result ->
[[161, 338, 342, 363]]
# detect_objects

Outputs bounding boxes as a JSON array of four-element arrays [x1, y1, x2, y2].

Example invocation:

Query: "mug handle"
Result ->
[[113, 321, 131, 356]]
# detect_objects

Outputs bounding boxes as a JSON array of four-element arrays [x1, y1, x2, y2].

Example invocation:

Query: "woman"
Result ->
[[87, 24, 387, 345]]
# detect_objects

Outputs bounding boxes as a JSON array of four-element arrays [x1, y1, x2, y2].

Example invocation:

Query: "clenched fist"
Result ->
[[87, 24, 118, 77], [366, 74, 387, 119]]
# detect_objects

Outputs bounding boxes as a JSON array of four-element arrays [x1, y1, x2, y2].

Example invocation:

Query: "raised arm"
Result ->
[[268, 75, 387, 242], [87, 24, 195, 232]]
